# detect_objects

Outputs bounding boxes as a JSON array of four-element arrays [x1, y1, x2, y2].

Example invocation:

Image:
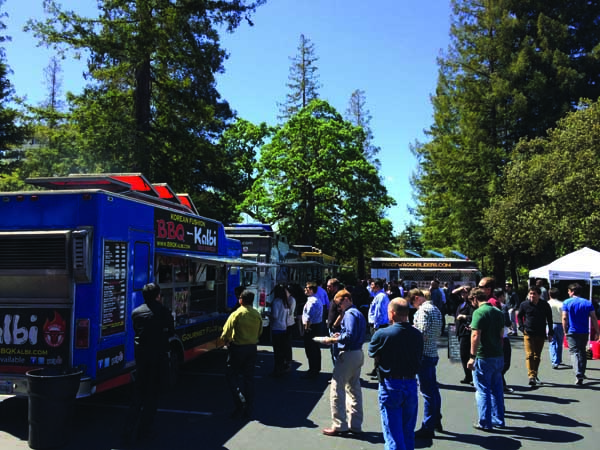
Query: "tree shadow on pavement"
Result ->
[[424, 432, 522, 450], [504, 410, 591, 428], [498, 425, 583, 444], [333, 430, 385, 445], [432, 425, 582, 449], [50, 347, 328, 450], [501, 388, 578, 405]]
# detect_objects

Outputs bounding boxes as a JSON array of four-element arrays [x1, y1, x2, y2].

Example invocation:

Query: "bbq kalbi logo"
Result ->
[[1, 314, 38, 345], [43, 312, 66, 348]]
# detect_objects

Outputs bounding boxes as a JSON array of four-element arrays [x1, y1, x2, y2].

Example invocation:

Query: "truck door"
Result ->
[[127, 231, 153, 358]]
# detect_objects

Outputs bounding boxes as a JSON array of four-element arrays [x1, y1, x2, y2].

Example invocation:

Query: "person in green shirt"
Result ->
[[220, 290, 263, 419], [467, 287, 505, 431]]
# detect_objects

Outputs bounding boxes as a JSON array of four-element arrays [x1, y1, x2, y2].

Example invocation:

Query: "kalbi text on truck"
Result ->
[[0, 173, 261, 397]]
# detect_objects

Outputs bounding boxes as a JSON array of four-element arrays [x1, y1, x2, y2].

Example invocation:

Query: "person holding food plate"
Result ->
[[320, 290, 367, 436]]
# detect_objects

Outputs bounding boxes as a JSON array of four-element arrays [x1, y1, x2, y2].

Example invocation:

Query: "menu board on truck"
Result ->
[[102, 241, 128, 336]]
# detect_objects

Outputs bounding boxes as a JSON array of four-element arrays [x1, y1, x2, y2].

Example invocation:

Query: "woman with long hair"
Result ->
[[284, 285, 297, 371], [271, 284, 291, 376]]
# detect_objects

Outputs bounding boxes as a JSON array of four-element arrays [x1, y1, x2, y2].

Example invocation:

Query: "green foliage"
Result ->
[[20, 108, 82, 178], [241, 99, 395, 275], [397, 222, 424, 256], [25, 0, 265, 222], [215, 118, 273, 223], [272, 39, 394, 272], [0, 1, 29, 180], [487, 99, 600, 255], [413, 0, 600, 278]]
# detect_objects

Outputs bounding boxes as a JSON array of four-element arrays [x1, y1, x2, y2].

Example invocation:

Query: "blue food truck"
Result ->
[[0, 173, 256, 396]]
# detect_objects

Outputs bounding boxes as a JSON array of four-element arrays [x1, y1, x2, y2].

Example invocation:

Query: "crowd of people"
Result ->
[[124, 277, 600, 449]]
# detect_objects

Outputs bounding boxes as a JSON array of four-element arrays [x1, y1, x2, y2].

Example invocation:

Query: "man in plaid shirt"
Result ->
[[410, 288, 443, 439]]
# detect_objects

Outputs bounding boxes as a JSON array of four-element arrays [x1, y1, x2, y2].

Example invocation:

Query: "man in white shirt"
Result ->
[[302, 282, 324, 379], [547, 287, 564, 369]]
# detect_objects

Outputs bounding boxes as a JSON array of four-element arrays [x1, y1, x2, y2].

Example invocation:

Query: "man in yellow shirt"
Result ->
[[220, 290, 263, 419]]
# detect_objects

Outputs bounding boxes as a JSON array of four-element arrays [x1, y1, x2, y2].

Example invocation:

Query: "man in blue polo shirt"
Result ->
[[366, 279, 390, 377], [322, 289, 367, 436], [562, 283, 600, 385]]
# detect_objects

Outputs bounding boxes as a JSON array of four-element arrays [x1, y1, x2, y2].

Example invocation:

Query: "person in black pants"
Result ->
[[455, 287, 476, 384], [124, 283, 175, 444], [220, 290, 263, 419], [301, 282, 324, 378]]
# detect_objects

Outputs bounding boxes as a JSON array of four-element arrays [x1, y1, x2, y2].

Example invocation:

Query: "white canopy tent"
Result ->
[[529, 247, 600, 299]]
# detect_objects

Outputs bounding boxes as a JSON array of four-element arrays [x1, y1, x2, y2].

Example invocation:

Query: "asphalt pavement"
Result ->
[[1, 329, 599, 450]]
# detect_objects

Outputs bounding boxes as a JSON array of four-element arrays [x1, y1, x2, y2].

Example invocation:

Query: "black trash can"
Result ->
[[26, 368, 83, 449]]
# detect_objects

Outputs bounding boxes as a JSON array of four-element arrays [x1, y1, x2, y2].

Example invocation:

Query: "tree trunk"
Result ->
[[493, 250, 506, 288], [509, 252, 518, 288], [300, 188, 315, 246], [134, 57, 152, 175], [356, 240, 366, 279]]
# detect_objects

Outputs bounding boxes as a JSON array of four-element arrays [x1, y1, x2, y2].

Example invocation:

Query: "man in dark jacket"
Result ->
[[368, 298, 424, 450], [124, 283, 174, 443], [516, 286, 553, 386]]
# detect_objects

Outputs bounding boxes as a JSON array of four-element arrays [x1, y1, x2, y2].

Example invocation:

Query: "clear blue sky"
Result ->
[[4, 0, 452, 233]]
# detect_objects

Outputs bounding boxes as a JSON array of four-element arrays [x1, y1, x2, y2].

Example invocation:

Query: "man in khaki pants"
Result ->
[[321, 289, 367, 436]]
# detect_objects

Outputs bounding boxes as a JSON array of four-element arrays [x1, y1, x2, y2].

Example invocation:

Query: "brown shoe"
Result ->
[[322, 428, 349, 436]]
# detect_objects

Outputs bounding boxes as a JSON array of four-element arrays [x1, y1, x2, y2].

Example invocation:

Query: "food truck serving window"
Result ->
[[155, 255, 225, 325]]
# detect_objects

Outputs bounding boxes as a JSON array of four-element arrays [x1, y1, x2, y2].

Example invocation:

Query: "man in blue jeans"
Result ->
[[562, 283, 600, 385], [547, 287, 565, 368], [411, 288, 443, 439], [369, 298, 423, 450], [467, 288, 505, 430]]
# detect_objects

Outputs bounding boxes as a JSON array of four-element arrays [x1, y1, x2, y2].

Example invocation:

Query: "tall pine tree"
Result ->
[[27, 0, 265, 221], [413, 0, 600, 280], [21, 56, 80, 182], [278, 34, 321, 121], [345, 89, 380, 168], [0, 1, 29, 186]]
